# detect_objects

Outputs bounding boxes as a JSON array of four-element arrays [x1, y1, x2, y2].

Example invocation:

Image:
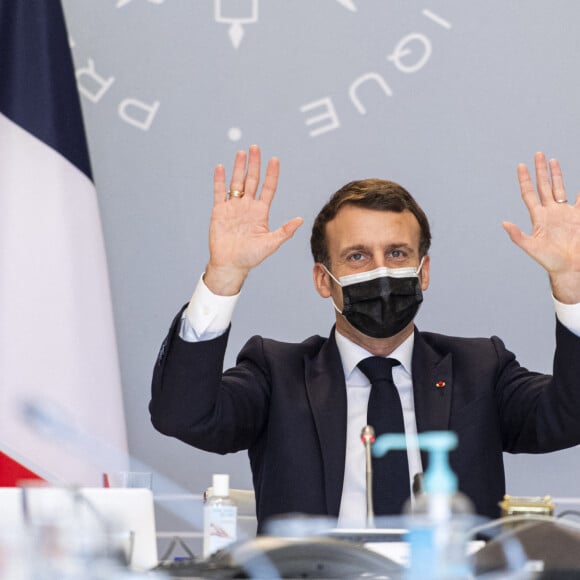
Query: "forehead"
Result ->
[[325, 205, 421, 252]]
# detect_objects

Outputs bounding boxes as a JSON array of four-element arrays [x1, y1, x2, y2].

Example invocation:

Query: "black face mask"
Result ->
[[324, 263, 424, 339]]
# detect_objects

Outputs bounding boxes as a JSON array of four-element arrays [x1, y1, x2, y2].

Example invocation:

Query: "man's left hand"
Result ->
[[503, 152, 580, 304]]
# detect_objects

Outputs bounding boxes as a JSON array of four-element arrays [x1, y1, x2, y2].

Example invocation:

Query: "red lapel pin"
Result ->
[[435, 381, 446, 388]]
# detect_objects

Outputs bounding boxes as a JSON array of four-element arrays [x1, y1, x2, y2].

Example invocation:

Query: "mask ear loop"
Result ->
[[321, 264, 345, 315], [416, 256, 425, 276], [321, 264, 341, 286]]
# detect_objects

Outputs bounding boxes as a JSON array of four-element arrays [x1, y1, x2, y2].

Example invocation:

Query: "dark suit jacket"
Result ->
[[150, 312, 580, 531]]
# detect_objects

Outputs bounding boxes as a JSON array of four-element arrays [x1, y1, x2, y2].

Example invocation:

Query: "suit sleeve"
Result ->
[[150, 307, 271, 454], [496, 319, 580, 453]]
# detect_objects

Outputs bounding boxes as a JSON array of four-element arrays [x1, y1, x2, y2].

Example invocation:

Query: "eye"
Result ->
[[389, 249, 406, 259], [348, 252, 365, 262]]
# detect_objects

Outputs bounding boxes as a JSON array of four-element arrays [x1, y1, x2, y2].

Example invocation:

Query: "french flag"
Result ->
[[0, 1, 128, 485]]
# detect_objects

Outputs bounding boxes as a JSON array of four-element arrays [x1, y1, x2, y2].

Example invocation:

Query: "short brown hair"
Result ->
[[310, 178, 431, 266]]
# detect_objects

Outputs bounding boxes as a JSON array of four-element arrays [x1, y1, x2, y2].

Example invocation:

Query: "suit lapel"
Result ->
[[304, 328, 347, 517], [412, 328, 453, 434], [303, 327, 453, 515]]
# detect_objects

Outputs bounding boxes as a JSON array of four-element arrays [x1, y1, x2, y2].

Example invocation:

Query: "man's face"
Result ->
[[313, 205, 430, 341]]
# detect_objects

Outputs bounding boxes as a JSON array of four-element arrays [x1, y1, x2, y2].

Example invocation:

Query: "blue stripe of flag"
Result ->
[[0, 0, 92, 180]]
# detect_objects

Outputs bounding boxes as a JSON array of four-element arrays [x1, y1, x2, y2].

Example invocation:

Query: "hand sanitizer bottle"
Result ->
[[372, 431, 476, 579], [203, 474, 238, 559], [404, 432, 474, 579]]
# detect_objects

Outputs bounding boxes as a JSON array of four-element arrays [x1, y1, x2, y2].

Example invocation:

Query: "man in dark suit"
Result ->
[[150, 146, 580, 531]]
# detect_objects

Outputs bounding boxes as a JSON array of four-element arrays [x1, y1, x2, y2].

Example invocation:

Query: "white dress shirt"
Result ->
[[333, 330, 420, 527], [178, 275, 580, 526]]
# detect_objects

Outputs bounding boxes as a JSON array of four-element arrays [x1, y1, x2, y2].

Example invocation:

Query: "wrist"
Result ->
[[204, 263, 248, 296], [549, 271, 580, 305]]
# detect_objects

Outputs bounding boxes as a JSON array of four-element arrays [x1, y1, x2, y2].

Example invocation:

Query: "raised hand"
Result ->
[[503, 152, 580, 304], [204, 145, 303, 295]]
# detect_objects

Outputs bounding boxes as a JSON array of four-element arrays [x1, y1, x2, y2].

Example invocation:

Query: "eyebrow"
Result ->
[[339, 244, 369, 259], [339, 243, 416, 259]]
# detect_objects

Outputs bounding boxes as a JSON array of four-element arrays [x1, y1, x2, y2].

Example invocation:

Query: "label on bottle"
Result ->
[[203, 504, 237, 558]]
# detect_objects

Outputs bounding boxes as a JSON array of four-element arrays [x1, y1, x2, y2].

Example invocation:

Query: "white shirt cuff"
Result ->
[[553, 296, 580, 337], [179, 274, 240, 342]]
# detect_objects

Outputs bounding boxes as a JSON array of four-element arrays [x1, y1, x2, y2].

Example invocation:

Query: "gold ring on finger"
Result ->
[[228, 189, 245, 199]]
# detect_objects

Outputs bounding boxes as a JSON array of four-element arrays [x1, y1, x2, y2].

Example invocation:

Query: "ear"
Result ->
[[313, 263, 333, 298], [419, 255, 431, 291]]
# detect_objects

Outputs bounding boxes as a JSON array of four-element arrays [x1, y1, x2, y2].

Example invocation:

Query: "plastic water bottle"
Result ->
[[203, 474, 237, 559]]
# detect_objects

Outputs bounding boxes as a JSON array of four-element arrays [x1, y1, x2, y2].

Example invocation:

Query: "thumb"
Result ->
[[267, 217, 303, 253], [275, 217, 304, 243], [503, 221, 523, 244]]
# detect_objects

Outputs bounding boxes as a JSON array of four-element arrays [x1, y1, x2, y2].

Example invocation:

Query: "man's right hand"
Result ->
[[204, 145, 303, 296]]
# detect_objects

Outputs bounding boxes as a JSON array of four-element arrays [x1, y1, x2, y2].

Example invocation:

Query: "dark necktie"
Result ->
[[358, 356, 409, 515]]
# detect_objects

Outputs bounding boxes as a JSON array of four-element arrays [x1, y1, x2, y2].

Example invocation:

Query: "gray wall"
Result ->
[[62, 0, 580, 544]]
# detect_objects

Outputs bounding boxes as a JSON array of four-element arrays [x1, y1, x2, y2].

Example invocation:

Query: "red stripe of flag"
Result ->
[[0, 451, 44, 486]]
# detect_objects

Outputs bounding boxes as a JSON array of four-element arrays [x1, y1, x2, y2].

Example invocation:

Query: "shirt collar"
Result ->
[[334, 328, 415, 382]]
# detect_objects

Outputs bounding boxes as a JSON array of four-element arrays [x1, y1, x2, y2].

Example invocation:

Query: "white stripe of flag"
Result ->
[[0, 1, 128, 485]]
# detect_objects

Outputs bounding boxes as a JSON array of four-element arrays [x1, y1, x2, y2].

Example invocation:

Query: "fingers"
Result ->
[[229, 150, 248, 195], [213, 164, 226, 204], [517, 162, 540, 214], [549, 158, 567, 203], [534, 151, 554, 205], [244, 145, 261, 198], [214, 145, 279, 204], [519, 152, 567, 211], [259, 157, 280, 205]]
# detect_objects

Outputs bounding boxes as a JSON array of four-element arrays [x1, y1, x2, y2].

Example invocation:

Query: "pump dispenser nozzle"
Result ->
[[373, 430, 458, 497], [373, 431, 476, 579]]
